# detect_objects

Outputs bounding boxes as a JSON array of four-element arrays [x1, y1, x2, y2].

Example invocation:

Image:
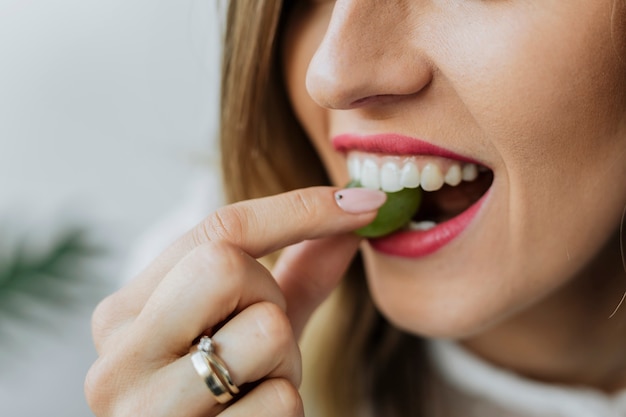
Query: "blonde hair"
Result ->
[[220, 1, 430, 416]]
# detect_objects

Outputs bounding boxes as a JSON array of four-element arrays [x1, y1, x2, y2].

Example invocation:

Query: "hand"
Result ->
[[85, 186, 385, 417]]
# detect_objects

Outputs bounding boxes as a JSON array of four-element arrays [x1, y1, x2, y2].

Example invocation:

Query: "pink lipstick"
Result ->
[[333, 133, 480, 164], [369, 191, 490, 258], [333, 133, 491, 258]]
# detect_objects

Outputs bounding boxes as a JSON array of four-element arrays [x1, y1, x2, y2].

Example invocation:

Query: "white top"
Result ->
[[428, 339, 626, 417]]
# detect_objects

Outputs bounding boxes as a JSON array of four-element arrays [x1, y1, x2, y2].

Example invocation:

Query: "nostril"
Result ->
[[351, 95, 388, 107], [305, 51, 435, 110], [350, 94, 421, 108], [305, 48, 368, 109], [305, 62, 364, 109]]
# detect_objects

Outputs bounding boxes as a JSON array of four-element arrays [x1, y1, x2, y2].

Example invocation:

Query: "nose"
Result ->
[[305, 1, 433, 110]]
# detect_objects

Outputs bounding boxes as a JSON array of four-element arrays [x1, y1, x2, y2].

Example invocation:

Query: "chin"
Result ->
[[360, 249, 530, 341], [373, 291, 505, 340]]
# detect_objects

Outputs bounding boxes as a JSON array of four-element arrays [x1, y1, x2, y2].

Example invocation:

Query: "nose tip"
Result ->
[[306, 54, 433, 109], [304, 4, 433, 110], [305, 54, 367, 109]]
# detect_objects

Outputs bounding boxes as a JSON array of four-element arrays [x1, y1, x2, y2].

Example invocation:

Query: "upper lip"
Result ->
[[332, 133, 481, 165]]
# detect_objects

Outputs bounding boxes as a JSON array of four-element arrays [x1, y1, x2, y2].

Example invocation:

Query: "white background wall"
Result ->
[[0, 1, 224, 415]]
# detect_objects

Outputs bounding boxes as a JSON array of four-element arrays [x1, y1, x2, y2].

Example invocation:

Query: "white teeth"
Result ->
[[361, 159, 380, 189], [444, 164, 462, 186], [347, 153, 485, 191], [408, 220, 437, 231], [400, 162, 420, 189], [462, 163, 478, 181], [420, 163, 445, 192], [347, 156, 361, 181], [380, 162, 403, 192]]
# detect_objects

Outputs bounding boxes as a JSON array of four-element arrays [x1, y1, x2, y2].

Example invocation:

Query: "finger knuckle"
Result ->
[[253, 302, 294, 351], [84, 361, 106, 415], [194, 206, 247, 246], [290, 189, 318, 221], [266, 378, 304, 417], [84, 357, 121, 416], [91, 294, 123, 350], [191, 241, 246, 289], [193, 241, 244, 272]]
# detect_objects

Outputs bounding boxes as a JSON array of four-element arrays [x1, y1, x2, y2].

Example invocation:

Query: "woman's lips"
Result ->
[[368, 190, 490, 258], [332, 133, 482, 165], [332, 133, 491, 258]]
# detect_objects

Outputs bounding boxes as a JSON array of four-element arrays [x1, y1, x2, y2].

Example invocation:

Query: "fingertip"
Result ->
[[334, 188, 387, 214]]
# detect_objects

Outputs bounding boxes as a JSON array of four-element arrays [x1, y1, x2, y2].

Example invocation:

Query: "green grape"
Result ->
[[347, 181, 422, 238]]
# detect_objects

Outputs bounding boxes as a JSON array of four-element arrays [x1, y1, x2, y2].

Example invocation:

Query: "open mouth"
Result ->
[[346, 151, 494, 231]]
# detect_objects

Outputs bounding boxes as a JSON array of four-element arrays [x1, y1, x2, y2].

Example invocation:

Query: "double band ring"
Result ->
[[190, 336, 240, 404]]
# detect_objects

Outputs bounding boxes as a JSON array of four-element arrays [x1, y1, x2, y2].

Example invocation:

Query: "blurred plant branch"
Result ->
[[0, 223, 108, 328]]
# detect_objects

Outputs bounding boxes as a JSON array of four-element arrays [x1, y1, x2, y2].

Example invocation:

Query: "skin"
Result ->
[[283, 0, 626, 391], [86, 187, 385, 416], [86, 1, 626, 416]]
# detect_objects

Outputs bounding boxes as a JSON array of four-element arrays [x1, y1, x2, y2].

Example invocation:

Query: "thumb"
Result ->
[[272, 233, 362, 338]]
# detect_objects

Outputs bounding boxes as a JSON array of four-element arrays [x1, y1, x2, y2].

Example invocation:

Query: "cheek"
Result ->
[[442, 3, 626, 245], [443, 5, 626, 169]]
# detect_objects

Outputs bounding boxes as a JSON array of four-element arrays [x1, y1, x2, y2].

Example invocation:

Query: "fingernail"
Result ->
[[334, 188, 387, 214]]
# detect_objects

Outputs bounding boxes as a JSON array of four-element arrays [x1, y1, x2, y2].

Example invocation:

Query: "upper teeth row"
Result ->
[[347, 152, 480, 192]]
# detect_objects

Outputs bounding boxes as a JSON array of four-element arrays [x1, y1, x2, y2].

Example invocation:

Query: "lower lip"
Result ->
[[368, 190, 490, 258]]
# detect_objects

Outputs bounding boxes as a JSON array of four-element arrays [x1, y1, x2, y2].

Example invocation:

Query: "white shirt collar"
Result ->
[[427, 339, 626, 417]]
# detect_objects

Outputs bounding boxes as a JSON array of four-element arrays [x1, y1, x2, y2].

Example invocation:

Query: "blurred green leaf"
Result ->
[[0, 226, 107, 324]]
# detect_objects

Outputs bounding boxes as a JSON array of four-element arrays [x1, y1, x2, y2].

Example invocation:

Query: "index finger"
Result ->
[[109, 186, 385, 321]]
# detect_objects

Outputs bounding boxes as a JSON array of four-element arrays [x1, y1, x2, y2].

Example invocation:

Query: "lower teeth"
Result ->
[[407, 220, 437, 231]]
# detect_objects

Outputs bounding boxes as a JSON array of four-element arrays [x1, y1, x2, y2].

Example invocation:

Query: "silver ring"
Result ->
[[191, 351, 233, 403], [198, 336, 240, 395], [190, 336, 239, 404]]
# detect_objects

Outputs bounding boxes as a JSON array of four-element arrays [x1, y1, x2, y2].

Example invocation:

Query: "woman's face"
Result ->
[[282, 0, 626, 338]]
